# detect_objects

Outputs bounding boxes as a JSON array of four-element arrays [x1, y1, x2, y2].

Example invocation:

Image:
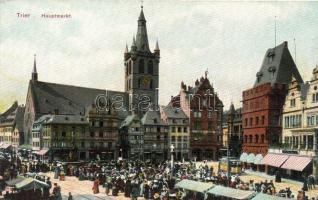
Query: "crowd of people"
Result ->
[[1, 150, 318, 200]]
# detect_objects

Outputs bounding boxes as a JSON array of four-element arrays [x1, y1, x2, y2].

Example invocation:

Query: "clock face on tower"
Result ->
[[141, 76, 150, 87]]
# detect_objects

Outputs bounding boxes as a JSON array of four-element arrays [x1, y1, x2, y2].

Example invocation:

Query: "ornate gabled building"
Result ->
[[161, 104, 190, 161], [0, 101, 25, 151], [141, 110, 168, 161], [268, 65, 318, 179], [119, 114, 143, 160], [241, 41, 303, 164], [222, 103, 243, 158], [170, 74, 223, 161]]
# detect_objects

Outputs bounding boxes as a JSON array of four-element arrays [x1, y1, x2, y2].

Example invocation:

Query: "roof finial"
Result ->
[[33, 54, 37, 73], [294, 38, 297, 65], [155, 39, 159, 50], [205, 68, 209, 78], [274, 15, 277, 48], [125, 43, 128, 53], [141, 0, 144, 9], [32, 54, 38, 81]]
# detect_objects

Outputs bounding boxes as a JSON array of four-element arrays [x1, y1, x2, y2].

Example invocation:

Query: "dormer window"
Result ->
[[268, 66, 276, 80], [267, 50, 275, 63], [256, 71, 263, 83]]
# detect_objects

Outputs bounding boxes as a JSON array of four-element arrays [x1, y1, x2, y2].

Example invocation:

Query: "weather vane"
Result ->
[[141, 0, 144, 8]]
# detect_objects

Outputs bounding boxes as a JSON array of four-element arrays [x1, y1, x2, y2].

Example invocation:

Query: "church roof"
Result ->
[[254, 41, 303, 87], [29, 81, 129, 118]]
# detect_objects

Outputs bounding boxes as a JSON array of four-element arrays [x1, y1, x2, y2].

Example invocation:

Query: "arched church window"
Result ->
[[148, 60, 153, 74], [149, 79, 153, 89], [139, 59, 145, 73]]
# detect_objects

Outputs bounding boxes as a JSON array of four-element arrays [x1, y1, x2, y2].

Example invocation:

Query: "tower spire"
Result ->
[[131, 35, 137, 52], [32, 54, 38, 81], [125, 43, 129, 53], [154, 39, 160, 56], [136, 6, 150, 52]]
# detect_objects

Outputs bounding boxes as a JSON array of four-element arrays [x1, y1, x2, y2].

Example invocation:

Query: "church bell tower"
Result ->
[[124, 6, 160, 114]]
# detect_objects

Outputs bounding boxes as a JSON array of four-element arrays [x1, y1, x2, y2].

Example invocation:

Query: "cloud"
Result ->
[[0, 0, 317, 113]]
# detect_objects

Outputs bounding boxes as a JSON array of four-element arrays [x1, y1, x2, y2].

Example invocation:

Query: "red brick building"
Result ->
[[241, 41, 303, 159], [171, 74, 223, 160]]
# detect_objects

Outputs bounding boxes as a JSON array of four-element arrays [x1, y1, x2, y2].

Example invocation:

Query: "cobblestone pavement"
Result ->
[[46, 172, 131, 200]]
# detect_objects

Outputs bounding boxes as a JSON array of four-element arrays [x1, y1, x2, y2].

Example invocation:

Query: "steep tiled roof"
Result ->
[[34, 114, 88, 125], [29, 81, 128, 116], [120, 114, 140, 128], [254, 41, 303, 87], [141, 110, 166, 126], [300, 82, 310, 101], [161, 105, 187, 119]]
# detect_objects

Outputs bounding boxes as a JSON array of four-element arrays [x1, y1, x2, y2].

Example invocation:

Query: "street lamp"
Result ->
[[170, 144, 174, 173], [152, 143, 156, 163]]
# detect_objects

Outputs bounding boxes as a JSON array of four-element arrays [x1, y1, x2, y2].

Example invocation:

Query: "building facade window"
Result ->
[[290, 99, 296, 107], [312, 92, 318, 102]]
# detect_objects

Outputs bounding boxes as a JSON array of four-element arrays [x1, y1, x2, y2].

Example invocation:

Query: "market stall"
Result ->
[[15, 178, 49, 190], [206, 185, 255, 200], [175, 179, 214, 200], [252, 193, 296, 200]]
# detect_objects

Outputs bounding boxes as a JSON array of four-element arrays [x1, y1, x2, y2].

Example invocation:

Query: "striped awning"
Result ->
[[281, 156, 312, 171], [246, 153, 255, 164], [239, 152, 248, 162], [36, 149, 49, 156], [0, 143, 11, 149], [254, 154, 263, 165], [262, 153, 289, 167]]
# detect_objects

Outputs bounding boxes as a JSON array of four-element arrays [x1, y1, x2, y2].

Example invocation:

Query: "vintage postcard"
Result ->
[[0, 0, 318, 199]]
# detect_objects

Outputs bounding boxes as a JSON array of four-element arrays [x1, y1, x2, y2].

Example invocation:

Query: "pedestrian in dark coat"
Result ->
[[124, 179, 132, 197], [131, 182, 139, 200]]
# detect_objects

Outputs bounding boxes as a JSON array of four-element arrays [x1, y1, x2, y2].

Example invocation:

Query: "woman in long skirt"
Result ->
[[92, 179, 100, 194]]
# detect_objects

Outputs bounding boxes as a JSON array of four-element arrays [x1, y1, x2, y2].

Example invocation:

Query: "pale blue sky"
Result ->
[[0, 0, 318, 113]]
